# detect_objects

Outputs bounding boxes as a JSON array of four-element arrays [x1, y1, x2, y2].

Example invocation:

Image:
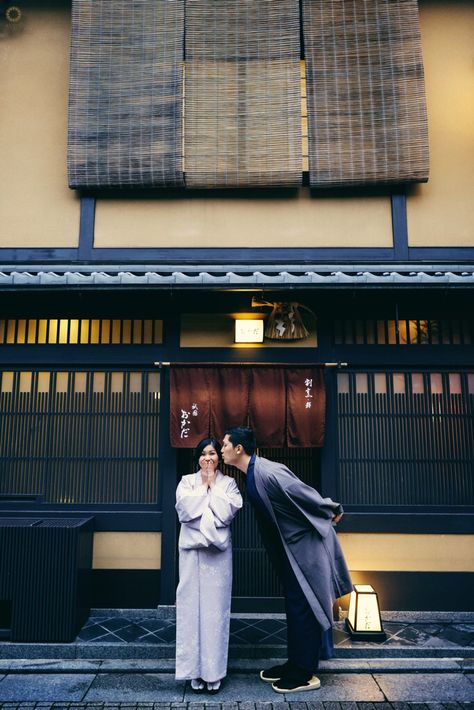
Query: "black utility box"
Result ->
[[0, 517, 93, 642]]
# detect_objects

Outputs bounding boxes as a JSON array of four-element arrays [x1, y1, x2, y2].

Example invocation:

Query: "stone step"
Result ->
[[0, 657, 471, 675], [0, 641, 472, 661]]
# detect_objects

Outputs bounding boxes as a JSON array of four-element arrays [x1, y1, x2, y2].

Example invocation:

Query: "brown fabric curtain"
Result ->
[[184, 0, 302, 188], [210, 368, 250, 436], [302, 0, 429, 187], [286, 368, 325, 447], [169, 367, 211, 447], [68, 0, 184, 189], [170, 365, 325, 449], [249, 368, 287, 447]]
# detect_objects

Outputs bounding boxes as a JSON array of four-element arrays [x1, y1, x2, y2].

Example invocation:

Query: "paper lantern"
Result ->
[[345, 584, 387, 641]]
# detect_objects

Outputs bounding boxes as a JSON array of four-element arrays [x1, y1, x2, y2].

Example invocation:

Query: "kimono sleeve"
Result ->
[[208, 477, 243, 526], [199, 478, 243, 548], [175, 476, 209, 523], [283, 478, 342, 538]]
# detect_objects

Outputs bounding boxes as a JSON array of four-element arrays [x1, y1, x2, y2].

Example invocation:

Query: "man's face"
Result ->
[[221, 434, 239, 467]]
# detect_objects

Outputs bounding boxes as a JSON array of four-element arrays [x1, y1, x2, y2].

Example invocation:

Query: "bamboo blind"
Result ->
[[302, 0, 429, 187], [68, 0, 184, 188], [184, 0, 302, 188]]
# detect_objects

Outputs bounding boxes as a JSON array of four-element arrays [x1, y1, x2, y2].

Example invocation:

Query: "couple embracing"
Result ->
[[175, 426, 353, 694]]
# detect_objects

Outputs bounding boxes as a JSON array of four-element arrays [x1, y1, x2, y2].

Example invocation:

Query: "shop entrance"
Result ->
[[176, 446, 321, 611]]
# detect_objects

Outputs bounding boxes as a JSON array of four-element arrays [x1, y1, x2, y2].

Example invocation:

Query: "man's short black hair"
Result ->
[[224, 426, 256, 456]]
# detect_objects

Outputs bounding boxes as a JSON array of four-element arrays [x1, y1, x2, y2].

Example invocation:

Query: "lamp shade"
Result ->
[[346, 584, 386, 641]]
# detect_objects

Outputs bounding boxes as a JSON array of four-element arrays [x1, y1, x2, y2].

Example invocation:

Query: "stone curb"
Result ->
[[0, 658, 469, 675]]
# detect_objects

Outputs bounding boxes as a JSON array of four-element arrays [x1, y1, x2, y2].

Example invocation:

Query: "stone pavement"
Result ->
[[0, 611, 472, 704], [0, 664, 472, 704]]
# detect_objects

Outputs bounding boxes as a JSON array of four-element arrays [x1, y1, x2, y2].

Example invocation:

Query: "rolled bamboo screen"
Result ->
[[184, 0, 302, 188], [67, 0, 184, 188], [302, 0, 429, 187]]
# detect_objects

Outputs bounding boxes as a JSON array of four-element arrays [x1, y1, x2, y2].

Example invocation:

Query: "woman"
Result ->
[[175, 437, 243, 693]]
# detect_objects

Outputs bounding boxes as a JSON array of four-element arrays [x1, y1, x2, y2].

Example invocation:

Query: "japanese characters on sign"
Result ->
[[180, 403, 199, 439], [305, 377, 313, 409]]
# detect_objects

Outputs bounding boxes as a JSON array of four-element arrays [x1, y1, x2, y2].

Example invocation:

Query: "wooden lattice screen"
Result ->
[[302, 0, 429, 186], [337, 371, 474, 506], [184, 0, 302, 188], [68, 0, 184, 188], [0, 370, 160, 504]]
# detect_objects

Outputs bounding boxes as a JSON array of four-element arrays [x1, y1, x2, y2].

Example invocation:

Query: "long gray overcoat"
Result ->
[[253, 456, 353, 632]]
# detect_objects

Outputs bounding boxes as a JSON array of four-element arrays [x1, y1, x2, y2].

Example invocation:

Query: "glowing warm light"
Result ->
[[346, 584, 386, 640], [234, 319, 265, 343]]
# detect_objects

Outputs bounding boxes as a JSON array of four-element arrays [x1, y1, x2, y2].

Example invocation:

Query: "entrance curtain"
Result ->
[[170, 366, 326, 448], [68, 0, 184, 189], [249, 368, 286, 447], [286, 367, 325, 447], [302, 0, 429, 187], [170, 367, 211, 447], [209, 367, 251, 437]]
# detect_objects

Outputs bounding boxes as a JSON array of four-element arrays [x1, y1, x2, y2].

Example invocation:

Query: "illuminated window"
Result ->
[[333, 318, 473, 345], [0, 319, 164, 345]]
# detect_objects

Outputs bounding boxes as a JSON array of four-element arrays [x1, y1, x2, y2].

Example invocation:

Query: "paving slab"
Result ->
[[283, 673, 386, 702], [83, 674, 186, 702], [374, 673, 474, 702], [183, 675, 276, 702], [0, 674, 96, 702]]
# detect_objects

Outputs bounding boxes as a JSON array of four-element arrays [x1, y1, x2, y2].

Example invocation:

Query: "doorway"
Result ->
[[176, 447, 321, 611]]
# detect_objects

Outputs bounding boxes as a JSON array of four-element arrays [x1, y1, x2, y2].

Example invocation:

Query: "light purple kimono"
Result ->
[[175, 470, 243, 682]]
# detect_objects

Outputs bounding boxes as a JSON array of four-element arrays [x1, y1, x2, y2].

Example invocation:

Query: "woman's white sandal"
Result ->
[[191, 678, 205, 692], [207, 680, 221, 693]]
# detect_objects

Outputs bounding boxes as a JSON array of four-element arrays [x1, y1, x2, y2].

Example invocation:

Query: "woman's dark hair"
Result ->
[[193, 437, 223, 469], [224, 426, 256, 456]]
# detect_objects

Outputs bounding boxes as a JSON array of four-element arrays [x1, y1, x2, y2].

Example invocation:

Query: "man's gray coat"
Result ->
[[253, 455, 353, 632]]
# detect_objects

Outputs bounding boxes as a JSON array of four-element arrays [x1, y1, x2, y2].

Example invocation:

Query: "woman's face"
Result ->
[[198, 443, 219, 470]]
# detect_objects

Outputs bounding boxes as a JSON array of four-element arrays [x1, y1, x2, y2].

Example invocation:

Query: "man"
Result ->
[[221, 426, 353, 694]]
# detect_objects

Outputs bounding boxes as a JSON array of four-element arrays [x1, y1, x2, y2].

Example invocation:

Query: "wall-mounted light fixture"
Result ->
[[234, 319, 265, 344], [5, 5, 22, 23], [345, 584, 387, 641]]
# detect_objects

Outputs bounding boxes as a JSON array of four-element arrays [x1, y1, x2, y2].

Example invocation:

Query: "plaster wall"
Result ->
[[0, 2, 79, 247], [1, 1, 472, 250], [407, 1, 474, 246], [91, 531, 473, 573]]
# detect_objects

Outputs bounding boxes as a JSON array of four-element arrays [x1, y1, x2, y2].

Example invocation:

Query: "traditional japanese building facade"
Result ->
[[0, 0, 473, 613]]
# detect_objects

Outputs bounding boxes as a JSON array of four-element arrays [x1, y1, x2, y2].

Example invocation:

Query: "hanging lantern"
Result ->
[[251, 297, 313, 341], [345, 584, 387, 641]]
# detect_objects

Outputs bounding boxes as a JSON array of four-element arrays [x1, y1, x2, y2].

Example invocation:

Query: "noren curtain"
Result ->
[[68, 0, 184, 189], [184, 0, 302, 188], [302, 0, 429, 187], [169, 366, 325, 448]]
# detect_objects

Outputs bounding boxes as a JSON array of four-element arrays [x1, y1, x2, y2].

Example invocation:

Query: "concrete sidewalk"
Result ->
[[0, 658, 472, 703]]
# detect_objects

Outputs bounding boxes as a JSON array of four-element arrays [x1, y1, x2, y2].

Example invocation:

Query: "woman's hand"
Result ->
[[201, 459, 217, 489]]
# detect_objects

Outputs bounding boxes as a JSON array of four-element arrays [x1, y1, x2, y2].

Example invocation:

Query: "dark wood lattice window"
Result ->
[[337, 370, 474, 507], [0, 370, 160, 504], [334, 319, 473, 345]]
